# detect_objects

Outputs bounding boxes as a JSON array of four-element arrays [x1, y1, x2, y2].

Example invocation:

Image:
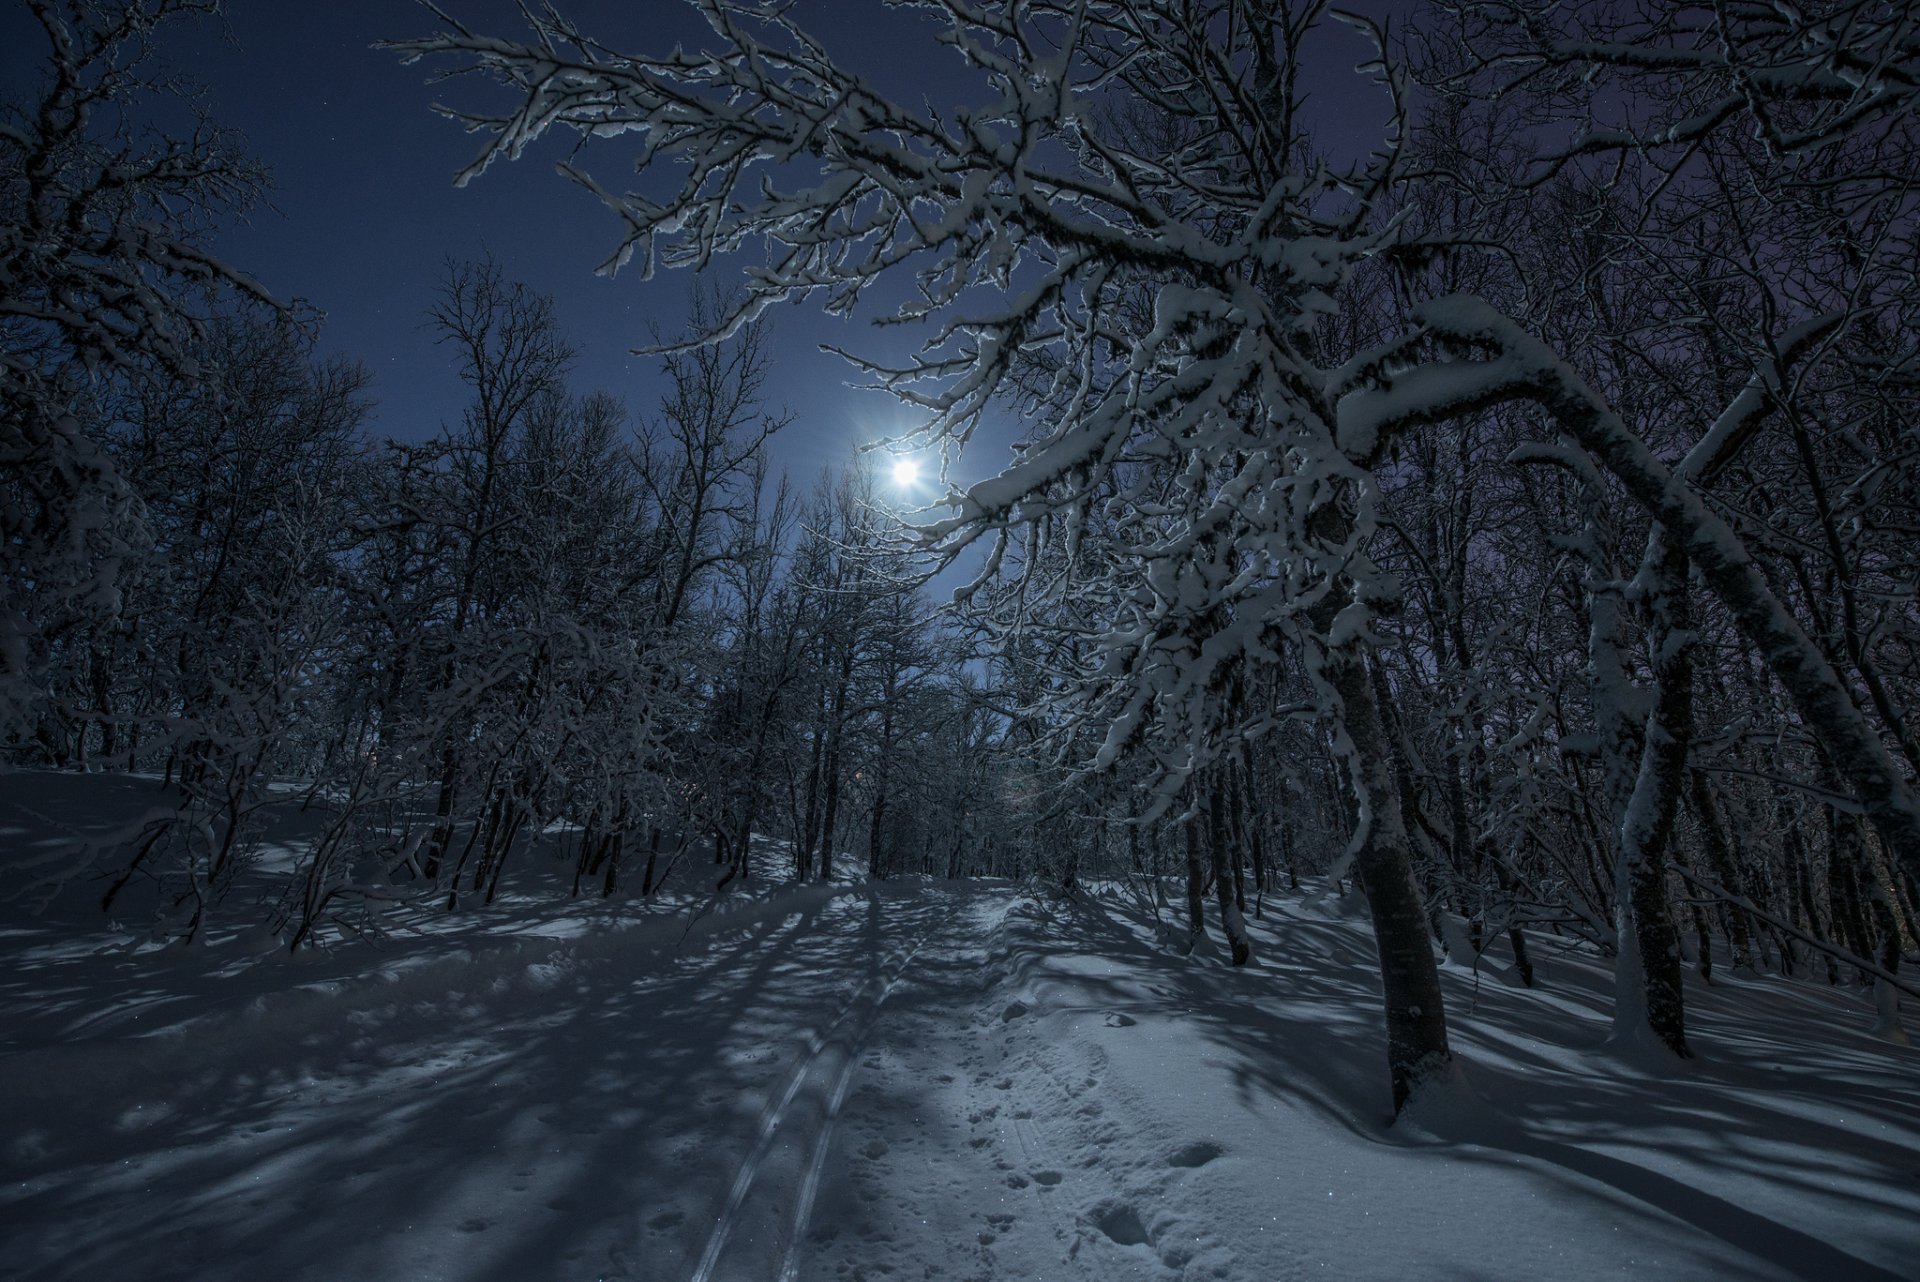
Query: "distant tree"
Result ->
[[88, 316, 370, 940]]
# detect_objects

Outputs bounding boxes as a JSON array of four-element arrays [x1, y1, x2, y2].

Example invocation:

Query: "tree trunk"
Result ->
[[1610, 526, 1692, 1058], [1208, 773, 1252, 966], [1183, 804, 1208, 951], [1689, 772, 1758, 970], [1865, 866, 1909, 1042], [797, 690, 825, 880], [1316, 635, 1453, 1113], [640, 827, 664, 896], [421, 747, 461, 881]]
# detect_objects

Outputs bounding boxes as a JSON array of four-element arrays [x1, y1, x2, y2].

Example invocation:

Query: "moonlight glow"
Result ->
[[891, 457, 919, 487]]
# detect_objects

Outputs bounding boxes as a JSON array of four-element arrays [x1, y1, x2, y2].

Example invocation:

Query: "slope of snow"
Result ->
[[2, 773, 1916, 1280]]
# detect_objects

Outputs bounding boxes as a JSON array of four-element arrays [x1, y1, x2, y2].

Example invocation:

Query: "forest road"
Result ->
[[660, 883, 1253, 1282]]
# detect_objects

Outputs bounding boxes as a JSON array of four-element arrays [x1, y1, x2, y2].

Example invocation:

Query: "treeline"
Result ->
[[10, 259, 1022, 945]]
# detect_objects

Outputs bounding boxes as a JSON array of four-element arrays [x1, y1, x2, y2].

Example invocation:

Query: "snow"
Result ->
[[3, 773, 1918, 1281]]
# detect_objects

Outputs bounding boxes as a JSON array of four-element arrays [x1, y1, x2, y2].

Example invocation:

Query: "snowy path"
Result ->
[[683, 889, 964, 1282], [4, 876, 1919, 1281]]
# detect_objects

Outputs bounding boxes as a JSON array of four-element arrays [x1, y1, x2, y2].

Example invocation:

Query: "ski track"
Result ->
[[690, 892, 957, 1282]]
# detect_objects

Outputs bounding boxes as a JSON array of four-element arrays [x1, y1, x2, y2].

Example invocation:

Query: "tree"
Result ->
[[2, 0, 276, 736], [85, 316, 370, 939]]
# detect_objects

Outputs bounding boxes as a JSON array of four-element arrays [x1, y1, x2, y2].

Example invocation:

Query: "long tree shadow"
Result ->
[[1031, 885, 1920, 1281], [2, 881, 995, 1282], [9, 876, 1915, 1281]]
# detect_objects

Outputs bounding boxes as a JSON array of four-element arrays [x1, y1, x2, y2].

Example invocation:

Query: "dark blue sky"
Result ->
[[173, 0, 948, 488], [6, 1, 1395, 493]]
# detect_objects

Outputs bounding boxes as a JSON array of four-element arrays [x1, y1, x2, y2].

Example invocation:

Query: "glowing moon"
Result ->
[[891, 457, 919, 487]]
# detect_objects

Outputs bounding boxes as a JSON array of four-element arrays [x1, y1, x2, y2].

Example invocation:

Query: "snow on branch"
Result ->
[[390, 0, 1411, 796]]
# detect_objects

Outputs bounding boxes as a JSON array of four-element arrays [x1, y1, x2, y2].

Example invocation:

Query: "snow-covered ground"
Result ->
[[3, 772, 1917, 1281]]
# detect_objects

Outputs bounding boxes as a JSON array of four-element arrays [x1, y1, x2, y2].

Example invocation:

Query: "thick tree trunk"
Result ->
[[1319, 641, 1453, 1113]]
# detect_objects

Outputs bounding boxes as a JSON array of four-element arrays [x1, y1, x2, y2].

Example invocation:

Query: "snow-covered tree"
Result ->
[[2, 0, 277, 738]]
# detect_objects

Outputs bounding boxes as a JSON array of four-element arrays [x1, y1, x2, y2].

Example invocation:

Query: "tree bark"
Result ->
[[1207, 772, 1253, 966], [1610, 526, 1692, 1057], [1314, 631, 1453, 1112]]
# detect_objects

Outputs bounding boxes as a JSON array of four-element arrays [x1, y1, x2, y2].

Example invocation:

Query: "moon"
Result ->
[[891, 456, 919, 487]]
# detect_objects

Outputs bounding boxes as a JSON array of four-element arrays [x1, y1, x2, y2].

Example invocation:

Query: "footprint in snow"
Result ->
[[1167, 1140, 1223, 1168], [1088, 1201, 1150, 1247], [1030, 1169, 1064, 1186], [1103, 1012, 1136, 1027]]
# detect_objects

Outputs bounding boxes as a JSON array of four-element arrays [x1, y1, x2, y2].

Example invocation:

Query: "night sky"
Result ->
[[4, 0, 1393, 491]]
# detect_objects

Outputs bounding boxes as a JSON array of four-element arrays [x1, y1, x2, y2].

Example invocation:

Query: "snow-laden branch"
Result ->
[[1336, 293, 1920, 888]]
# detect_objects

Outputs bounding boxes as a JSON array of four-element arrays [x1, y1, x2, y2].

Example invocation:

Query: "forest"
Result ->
[[2, 2, 1917, 1280]]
